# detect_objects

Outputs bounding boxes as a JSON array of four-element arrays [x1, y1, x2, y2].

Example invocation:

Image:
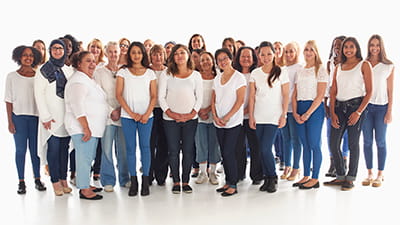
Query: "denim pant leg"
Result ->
[[137, 118, 153, 176], [151, 108, 169, 184], [72, 134, 98, 189], [195, 123, 209, 163], [115, 126, 129, 186], [216, 125, 241, 188], [180, 119, 198, 183], [26, 115, 40, 178], [207, 123, 221, 164], [92, 139, 102, 175], [100, 125, 118, 186], [256, 124, 278, 177], [47, 135, 70, 183], [163, 120, 182, 183], [327, 117, 349, 158], [235, 124, 247, 179], [243, 119, 263, 181], [281, 120, 292, 167], [121, 118, 139, 177]]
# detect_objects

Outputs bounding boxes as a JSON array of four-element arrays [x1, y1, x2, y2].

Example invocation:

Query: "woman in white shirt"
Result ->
[[324, 37, 372, 191], [194, 51, 221, 185], [159, 44, 203, 194], [64, 51, 108, 200], [233, 46, 263, 185], [35, 39, 73, 196], [149, 44, 169, 186], [361, 34, 394, 188], [248, 41, 289, 193], [212, 48, 246, 196], [292, 40, 328, 189], [94, 41, 130, 192], [5, 45, 46, 194], [116, 42, 157, 196]]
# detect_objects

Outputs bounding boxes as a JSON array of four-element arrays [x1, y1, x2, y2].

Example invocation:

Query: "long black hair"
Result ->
[[259, 41, 281, 88]]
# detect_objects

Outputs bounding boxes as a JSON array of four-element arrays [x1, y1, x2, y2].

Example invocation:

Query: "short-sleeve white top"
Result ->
[[213, 70, 246, 128], [295, 66, 329, 101], [117, 68, 156, 119], [370, 63, 394, 105], [250, 67, 289, 125]]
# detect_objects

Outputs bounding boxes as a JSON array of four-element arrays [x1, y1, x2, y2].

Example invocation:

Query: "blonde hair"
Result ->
[[304, 40, 323, 76], [87, 38, 105, 64], [284, 42, 300, 65]]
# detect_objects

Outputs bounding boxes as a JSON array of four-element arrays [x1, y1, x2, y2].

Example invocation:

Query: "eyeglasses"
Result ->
[[22, 54, 34, 58], [120, 44, 129, 48], [51, 47, 64, 51], [217, 56, 230, 63]]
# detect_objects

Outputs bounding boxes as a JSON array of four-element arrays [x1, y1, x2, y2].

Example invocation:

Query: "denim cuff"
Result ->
[[345, 176, 356, 181], [337, 175, 346, 181]]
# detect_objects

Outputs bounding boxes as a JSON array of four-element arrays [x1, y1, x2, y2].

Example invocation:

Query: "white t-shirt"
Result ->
[[117, 68, 156, 119], [295, 66, 328, 101], [152, 68, 167, 108], [336, 61, 366, 101], [158, 70, 203, 121], [250, 67, 289, 125], [4, 71, 38, 116], [199, 79, 214, 123], [94, 66, 120, 126], [213, 70, 246, 128], [370, 63, 394, 105], [286, 63, 302, 112], [243, 73, 251, 119]]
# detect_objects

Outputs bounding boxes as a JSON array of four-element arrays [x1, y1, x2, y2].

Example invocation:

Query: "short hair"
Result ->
[[340, 37, 363, 63], [149, 44, 167, 64], [126, 41, 150, 68], [12, 45, 42, 68], [104, 41, 119, 55], [70, 51, 91, 69], [167, 44, 194, 75], [233, 46, 258, 73], [215, 48, 233, 62]]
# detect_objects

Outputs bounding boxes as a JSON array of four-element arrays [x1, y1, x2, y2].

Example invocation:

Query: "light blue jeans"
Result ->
[[195, 122, 221, 164], [71, 134, 99, 189], [100, 125, 129, 187], [121, 117, 153, 177]]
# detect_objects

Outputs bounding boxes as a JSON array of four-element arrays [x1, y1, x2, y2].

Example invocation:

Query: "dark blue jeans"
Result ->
[[362, 104, 388, 170], [150, 108, 169, 183], [47, 135, 71, 183], [256, 124, 279, 177], [216, 125, 242, 188], [12, 113, 40, 180], [164, 119, 198, 183], [329, 97, 366, 181]]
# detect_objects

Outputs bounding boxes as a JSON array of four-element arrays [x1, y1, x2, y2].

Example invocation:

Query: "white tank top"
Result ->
[[336, 61, 365, 101]]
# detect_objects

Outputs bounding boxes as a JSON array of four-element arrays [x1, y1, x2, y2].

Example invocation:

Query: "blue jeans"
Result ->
[[329, 97, 366, 181], [121, 118, 153, 177], [47, 135, 70, 183], [71, 134, 99, 189], [280, 113, 302, 169], [12, 113, 40, 180], [100, 125, 129, 187], [296, 101, 324, 179], [256, 124, 278, 177], [362, 104, 388, 171], [164, 119, 198, 183], [216, 125, 242, 188], [195, 123, 221, 164], [326, 118, 349, 157]]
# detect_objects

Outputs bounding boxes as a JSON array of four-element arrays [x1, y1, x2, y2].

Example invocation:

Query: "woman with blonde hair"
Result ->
[[87, 38, 105, 66]]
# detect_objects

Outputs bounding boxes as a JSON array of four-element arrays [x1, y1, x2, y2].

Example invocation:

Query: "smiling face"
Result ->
[[50, 43, 65, 60], [369, 38, 380, 57], [200, 53, 213, 72], [216, 52, 231, 70], [20, 48, 34, 67], [151, 50, 165, 67], [173, 47, 189, 66], [191, 36, 204, 50], [303, 43, 316, 63], [119, 40, 130, 55], [106, 44, 120, 64], [129, 46, 144, 65], [342, 40, 357, 59], [284, 44, 297, 65], [258, 46, 274, 67], [239, 48, 253, 70], [33, 42, 45, 59], [78, 53, 97, 77]]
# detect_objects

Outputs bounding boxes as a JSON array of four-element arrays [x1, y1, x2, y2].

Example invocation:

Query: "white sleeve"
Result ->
[[193, 72, 203, 112], [317, 66, 329, 83], [158, 71, 169, 112], [4, 73, 13, 103], [280, 67, 290, 85], [34, 70, 53, 122], [66, 83, 89, 118]]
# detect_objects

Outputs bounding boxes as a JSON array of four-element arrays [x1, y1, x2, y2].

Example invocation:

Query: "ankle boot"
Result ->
[[325, 157, 336, 177], [141, 176, 150, 196], [266, 176, 277, 193], [259, 177, 269, 192], [17, 181, 26, 194], [128, 176, 138, 196]]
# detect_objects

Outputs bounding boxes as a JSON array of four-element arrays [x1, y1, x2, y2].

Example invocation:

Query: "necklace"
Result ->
[[106, 65, 119, 78]]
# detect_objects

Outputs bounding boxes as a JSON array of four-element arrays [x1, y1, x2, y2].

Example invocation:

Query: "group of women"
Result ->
[[5, 33, 394, 200]]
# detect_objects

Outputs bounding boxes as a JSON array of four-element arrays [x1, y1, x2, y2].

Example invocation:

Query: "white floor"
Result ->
[[2, 123, 399, 225]]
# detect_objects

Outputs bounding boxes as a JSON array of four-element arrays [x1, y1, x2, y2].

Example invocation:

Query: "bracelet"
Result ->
[[356, 111, 362, 116]]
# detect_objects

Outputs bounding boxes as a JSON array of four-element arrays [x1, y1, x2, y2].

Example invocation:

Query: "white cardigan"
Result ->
[[34, 65, 74, 165]]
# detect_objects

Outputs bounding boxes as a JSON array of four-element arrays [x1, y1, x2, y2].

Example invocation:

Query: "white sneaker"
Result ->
[[124, 181, 131, 188], [195, 172, 208, 184], [209, 173, 219, 185], [104, 185, 114, 192], [216, 165, 224, 174]]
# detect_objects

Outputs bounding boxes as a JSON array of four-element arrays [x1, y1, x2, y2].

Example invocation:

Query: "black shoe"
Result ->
[[79, 190, 103, 200], [292, 180, 310, 187], [182, 185, 193, 193], [299, 181, 320, 189], [216, 186, 228, 193], [141, 176, 150, 196], [128, 176, 138, 196], [17, 181, 26, 195], [323, 179, 345, 186], [325, 157, 336, 177], [34, 179, 46, 191], [91, 187, 103, 192], [221, 189, 237, 197], [172, 184, 181, 194], [191, 172, 199, 178], [341, 181, 354, 191], [266, 176, 278, 193]]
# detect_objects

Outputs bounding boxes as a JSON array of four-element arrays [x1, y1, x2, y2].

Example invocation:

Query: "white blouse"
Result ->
[[336, 61, 366, 101], [370, 63, 394, 105], [158, 70, 203, 121], [295, 66, 328, 101]]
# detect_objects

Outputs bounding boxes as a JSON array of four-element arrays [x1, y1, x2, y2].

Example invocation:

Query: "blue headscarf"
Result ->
[[40, 39, 68, 98]]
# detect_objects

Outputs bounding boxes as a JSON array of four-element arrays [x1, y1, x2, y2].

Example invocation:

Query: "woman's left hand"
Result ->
[[347, 111, 360, 126]]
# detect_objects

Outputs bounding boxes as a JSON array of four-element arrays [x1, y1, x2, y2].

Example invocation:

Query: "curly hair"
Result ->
[[12, 45, 42, 68]]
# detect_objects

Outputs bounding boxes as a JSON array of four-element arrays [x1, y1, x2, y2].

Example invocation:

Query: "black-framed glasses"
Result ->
[[120, 44, 129, 48]]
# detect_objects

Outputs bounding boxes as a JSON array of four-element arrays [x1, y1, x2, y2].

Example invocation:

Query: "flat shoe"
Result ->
[[216, 187, 228, 193], [221, 190, 237, 197], [79, 190, 103, 200], [299, 181, 320, 189]]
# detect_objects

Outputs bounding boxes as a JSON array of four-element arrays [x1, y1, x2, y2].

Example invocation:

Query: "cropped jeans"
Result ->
[[329, 97, 366, 181], [281, 113, 302, 169], [362, 104, 388, 171]]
